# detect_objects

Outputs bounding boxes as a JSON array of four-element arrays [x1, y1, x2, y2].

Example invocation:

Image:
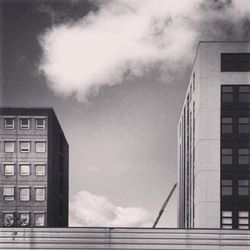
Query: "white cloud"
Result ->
[[38, 0, 250, 101], [69, 190, 153, 227]]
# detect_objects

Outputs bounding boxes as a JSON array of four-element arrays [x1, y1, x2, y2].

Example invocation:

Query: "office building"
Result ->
[[0, 107, 69, 227], [177, 42, 250, 229]]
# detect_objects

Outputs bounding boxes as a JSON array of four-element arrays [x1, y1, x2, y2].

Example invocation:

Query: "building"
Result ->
[[0, 107, 69, 227], [177, 42, 250, 229]]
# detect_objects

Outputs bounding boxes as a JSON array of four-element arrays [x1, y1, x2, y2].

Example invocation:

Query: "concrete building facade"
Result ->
[[177, 42, 250, 229], [0, 107, 68, 227]]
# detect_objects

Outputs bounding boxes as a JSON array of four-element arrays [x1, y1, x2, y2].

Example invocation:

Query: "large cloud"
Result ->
[[69, 190, 153, 227], [38, 0, 250, 101]]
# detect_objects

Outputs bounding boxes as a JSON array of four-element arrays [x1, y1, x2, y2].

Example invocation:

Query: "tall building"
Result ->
[[0, 107, 69, 227], [177, 42, 250, 229]]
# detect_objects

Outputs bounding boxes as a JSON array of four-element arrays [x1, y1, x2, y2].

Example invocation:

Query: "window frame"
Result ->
[[4, 141, 15, 153], [35, 164, 46, 176], [3, 213, 15, 227], [19, 141, 31, 153], [35, 141, 46, 153], [19, 164, 31, 176], [4, 164, 15, 176], [19, 117, 30, 130], [19, 187, 30, 201], [35, 117, 46, 130], [3, 186, 15, 201], [34, 213, 45, 227], [4, 117, 15, 129], [35, 187, 46, 201]]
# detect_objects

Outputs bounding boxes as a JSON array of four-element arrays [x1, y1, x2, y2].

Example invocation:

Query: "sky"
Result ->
[[1, 0, 250, 227]]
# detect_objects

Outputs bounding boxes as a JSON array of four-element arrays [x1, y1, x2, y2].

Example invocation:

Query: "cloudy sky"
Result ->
[[1, 0, 250, 227]]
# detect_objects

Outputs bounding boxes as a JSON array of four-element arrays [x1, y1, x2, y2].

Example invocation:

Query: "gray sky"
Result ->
[[1, 0, 250, 227]]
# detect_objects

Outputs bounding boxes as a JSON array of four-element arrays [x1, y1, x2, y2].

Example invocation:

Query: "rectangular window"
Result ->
[[222, 86, 233, 103], [20, 164, 30, 176], [238, 180, 249, 196], [4, 141, 15, 153], [238, 117, 250, 134], [4, 164, 15, 176], [221, 53, 250, 72], [238, 148, 250, 165], [19, 213, 30, 227], [34, 213, 45, 227], [238, 211, 249, 229], [222, 117, 233, 134], [239, 86, 250, 102], [35, 141, 46, 153], [35, 164, 46, 176], [19, 141, 31, 153], [35, 187, 46, 201], [222, 211, 232, 229], [4, 118, 15, 129], [222, 180, 233, 196], [222, 148, 233, 165], [3, 213, 14, 227], [19, 187, 30, 201], [3, 186, 15, 201], [19, 118, 30, 129], [35, 118, 46, 129]]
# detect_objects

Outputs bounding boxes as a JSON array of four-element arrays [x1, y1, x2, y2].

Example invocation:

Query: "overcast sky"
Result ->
[[1, 0, 250, 227]]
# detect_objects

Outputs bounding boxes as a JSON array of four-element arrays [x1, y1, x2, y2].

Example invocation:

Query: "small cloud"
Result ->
[[69, 190, 153, 227]]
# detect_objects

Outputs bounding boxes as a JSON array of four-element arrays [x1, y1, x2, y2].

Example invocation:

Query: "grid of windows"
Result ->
[[221, 85, 250, 229], [0, 141, 47, 153]]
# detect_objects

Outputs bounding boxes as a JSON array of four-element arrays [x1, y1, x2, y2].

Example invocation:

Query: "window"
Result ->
[[238, 148, 250, 165], [4, 141, 15, 153], [35, 141, 46, 153], [238, 180, 249, 196], [239, 86, 250, 102], [35, 187, 46, 201], [3, 213, 14, 227], [221, 53, 250, 72], [222, 180, 232, 196], [222, 148, 233, 165], [19, 187, 30, 201], [4, 118, 14, 129], [4, 164, 15, 176], [19, 141, 31, 153], [222, 211, 232, 229], [238, 211, 249, 229], [19, 213, 30, 227], [19, 118, 30, 129], [222, 117, 233, 134], [20, 164, 30, 176], [35, 118, 46, 129], [222, 86, 233, 103], [34, 213, 45, 227], [238, 117, 250, 133], [3, 186, 15, 201], [35, 164, 46, 176]]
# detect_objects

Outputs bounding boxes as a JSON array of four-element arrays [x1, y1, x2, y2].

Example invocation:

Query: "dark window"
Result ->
[[222, 86, 233, 103], [239, 86, 250, 102], [222, 180, 233, 196], [238, 180, 249, 196], [238, 117, 250, 134], [222, 148, 233, 165], [238, 148, 250, 165], [221, 53, 250, 72], [222, 117, 233, 134]]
